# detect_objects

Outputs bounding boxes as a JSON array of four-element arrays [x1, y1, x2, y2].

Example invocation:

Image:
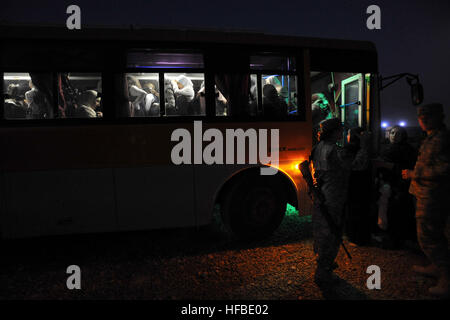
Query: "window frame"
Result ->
[[1, 46, 310, 125], [2, 70, 105, 124], [123, 48, 209, 119], [124, 68, 207, 118], [248, 53, 303, 120]]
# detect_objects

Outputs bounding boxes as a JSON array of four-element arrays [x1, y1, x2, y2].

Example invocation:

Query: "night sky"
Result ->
[[2, 0, 449, 127]]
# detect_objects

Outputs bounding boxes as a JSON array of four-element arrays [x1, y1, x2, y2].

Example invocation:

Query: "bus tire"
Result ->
[[221, 175, 286, 240]]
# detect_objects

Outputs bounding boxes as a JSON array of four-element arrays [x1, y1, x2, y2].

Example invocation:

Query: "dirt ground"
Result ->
[[0, 208, 448, 300]]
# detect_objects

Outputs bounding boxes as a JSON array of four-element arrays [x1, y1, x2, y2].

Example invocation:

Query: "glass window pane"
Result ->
[[164, 73, 204, 116], [57, 73, 102, 118], [125, 73, 160, 117], [248, 74, 258, 116], [250, 56, 295, 71], [310, 71, 362, 144], [4, 72, 54, 119], [262, 74, 297, 116], [127, 51, 204, 69]]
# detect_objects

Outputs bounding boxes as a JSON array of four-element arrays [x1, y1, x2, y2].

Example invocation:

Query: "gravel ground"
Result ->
[[0, 206, 448, 300]]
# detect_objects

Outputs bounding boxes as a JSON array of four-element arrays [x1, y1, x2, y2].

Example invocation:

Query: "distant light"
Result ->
[[381, 122, 389, 128], [399, 121, 406, 127]]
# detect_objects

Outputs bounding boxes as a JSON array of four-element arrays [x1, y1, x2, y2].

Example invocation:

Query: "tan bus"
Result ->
[[0, 25, 380, 239]]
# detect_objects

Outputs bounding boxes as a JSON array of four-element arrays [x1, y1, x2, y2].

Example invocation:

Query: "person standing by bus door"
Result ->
[[402, 103, 450, 297], [311, 118, 370, 285]]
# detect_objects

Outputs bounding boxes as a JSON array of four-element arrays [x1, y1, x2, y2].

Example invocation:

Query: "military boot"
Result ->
[[314, 266, 340, 286], [428, 268, 449, 297], [412, 264, 440, 278]]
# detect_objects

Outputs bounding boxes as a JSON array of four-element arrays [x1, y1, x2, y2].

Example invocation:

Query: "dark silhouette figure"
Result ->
[[381, 125, 418, 247], [262, 84, 287, 117], [344, 127, 372, 246]]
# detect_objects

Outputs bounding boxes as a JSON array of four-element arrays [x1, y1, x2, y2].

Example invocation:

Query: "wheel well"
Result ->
[[215, 166, 298, 210]]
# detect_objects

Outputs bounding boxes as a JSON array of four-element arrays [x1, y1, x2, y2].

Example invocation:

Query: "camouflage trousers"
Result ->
[[313, 204, 344, 271], [415, 197, 450, 270]]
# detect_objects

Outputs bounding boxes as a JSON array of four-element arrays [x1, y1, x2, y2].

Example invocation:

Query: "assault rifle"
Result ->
[[299, 160, 352, 260]]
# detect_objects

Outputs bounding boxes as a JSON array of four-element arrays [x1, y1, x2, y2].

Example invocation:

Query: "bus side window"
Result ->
[[125, 73, 160, 117], [121, 73, 206, 117], [164, 73, 205, 116], [57, 73, 102, 118], [3, 72, 54, 120], [262, 75, 297, 117], [125, 51, 205, 117], [250, 55, 298, 118]]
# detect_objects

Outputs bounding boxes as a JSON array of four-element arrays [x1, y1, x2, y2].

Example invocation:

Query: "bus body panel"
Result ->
[[0, 123, 197, 238], [114, 165, 195, 231], [4, 168, 116, 238]]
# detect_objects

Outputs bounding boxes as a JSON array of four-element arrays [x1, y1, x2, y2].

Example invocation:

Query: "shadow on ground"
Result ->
[[317, 278, 370, 300], [0, 208, 313, 271]]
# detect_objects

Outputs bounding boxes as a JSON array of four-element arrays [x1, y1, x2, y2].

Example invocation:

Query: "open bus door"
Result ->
[[341, 73, 365, 139]]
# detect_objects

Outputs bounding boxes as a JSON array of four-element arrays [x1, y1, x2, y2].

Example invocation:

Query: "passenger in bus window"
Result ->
[[57, 73, 80, 118], [215, 87, 228, 116], [247, 76, 258, 116], [127, 75, 147, 117], [172, 75, 194, 102], [25, 80, 48, 119], [171, 75, 194, 115], [262, 84, 287, 117], [29, 73, 55, 119], [164, 78, 176, 115], [141, 82, 160, 117], [144, 91, 160, 117], [265, 75, 282, 93], [312, 92, 335, 144], [312, 92, 334, 126], [4, 84, 28, 118], [250, 76, 257, 102], [76, 90, 101, 118], [95, 96, 101, 109], [144, 82, 160, 102], [197, 81, 227, 116]]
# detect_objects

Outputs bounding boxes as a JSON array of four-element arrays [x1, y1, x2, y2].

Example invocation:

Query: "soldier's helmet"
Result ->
[[318, 117, 342, 141], [417, 103, 444, 116]]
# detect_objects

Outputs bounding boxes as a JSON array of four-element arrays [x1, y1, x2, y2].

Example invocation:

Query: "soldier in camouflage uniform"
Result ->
[[311, 118, 369, 284], [402, 103, 449, 297]]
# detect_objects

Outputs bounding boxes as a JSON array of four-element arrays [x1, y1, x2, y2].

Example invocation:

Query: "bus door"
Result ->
[[341, 73, 365, 133]]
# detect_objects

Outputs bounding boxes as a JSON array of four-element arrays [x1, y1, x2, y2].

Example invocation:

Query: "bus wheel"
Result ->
[[221, 176, 286, 240]]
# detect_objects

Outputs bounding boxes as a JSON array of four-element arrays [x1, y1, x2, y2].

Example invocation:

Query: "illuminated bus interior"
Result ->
[[3, 53, 302, 121], [310, 71, 372, 144]]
